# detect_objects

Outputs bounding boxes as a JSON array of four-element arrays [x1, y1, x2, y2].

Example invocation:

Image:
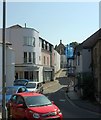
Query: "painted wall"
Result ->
[[82, 49, 92, 72], [0, 44, 15, 87], [6, 27, 41, 65], [6, 46, 15, 86], [54, 50, 60, 73], [60, 55, 67, 68], [75, 49, 91, 74]]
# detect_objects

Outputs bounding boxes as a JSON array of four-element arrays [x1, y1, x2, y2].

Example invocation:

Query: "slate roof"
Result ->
[[74, 28, 101, 53], [82, 28, 101, 49]]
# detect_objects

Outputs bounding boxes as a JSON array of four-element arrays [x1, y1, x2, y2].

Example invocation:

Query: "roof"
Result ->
[[7, 24, 39, 33], [39, 37, 53, 46], [27, 81, 42, 83], [8, 24, 22, 29], [16, 92, 42, 97], [75, 28, 101, 52], [82, 28, 101, 49]]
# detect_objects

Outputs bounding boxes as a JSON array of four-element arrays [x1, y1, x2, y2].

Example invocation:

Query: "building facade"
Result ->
[[54, 50, 60, 73], [0, 42, 15, 87], [39, 37, 54, 83], [0, 24, 55, 83], [2, 24, 43, 82], [93, 39, 101, 102]]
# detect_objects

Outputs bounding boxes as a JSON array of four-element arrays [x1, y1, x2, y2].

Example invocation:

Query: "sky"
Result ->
[[0, 1, 100, 46]]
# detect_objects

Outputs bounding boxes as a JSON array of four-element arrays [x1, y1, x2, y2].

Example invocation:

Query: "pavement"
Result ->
[[66, 85, 101, 115], [43, 70, 101, 115]]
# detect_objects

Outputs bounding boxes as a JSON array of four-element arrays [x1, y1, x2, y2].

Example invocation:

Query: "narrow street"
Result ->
[[43, 70, 101, 119]]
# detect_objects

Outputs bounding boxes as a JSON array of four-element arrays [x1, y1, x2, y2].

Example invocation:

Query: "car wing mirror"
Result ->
[[52, 101, 55, 104]]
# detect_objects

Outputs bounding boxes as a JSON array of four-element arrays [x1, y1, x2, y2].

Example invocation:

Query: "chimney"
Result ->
[[60, 39, 62, 44], [25, 23, 26, 28]]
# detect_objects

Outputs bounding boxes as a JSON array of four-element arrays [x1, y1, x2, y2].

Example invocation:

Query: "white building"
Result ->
[[0, 42, 15, 87], [75, 46, 92, 74], [0, 24, 43, 82], [60, 55, 67, 68], [54, 50, 60, 73]]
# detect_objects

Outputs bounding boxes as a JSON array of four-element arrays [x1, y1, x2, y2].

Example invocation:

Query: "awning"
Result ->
[[43, 67, 53, 72], [15, 66, 39, 71]]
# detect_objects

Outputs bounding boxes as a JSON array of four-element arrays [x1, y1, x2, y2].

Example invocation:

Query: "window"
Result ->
[[47, 57, 49, 65], [16, 96, 24, 104], [45, 42, 47, 50], [24, 52, 27, 63], [77, 56, 80, 66], [42, 41, 44, 49], [33, 37, 35, 47], [29, 52, 31, 62], [24, 36, 35, 46], [11, 95, 17, 103], [24, 52, 35, 63], [44, 56, 45, 65], [33, 52, 35, 64]]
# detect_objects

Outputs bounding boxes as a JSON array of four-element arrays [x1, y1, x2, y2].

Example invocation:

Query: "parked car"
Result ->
[[26, 82, 44, 93], [0, 86, 28, 106], [6, 92, 63, 120], [14, 79, 29, 86]]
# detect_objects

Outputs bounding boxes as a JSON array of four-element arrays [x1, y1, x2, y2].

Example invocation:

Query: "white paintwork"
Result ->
[[0, 43, 15, 87], [0, 25, 42, 82], [60, 55, 67, 68], [75, 49, 91, 74], [54, 50, 60, 73]]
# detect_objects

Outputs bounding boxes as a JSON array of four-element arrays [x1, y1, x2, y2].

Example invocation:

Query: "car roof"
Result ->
[[15, 92, 42, 97], [14, 79, 29, 82], [27, 81, 42, 84], [7, 86, 26, 88]]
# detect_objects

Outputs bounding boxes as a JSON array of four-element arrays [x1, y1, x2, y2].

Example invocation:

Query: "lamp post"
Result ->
[[2, 0, 7, 119]]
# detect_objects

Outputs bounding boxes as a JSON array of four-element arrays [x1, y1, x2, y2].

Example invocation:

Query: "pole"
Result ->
[[2, 0, 7, 119]]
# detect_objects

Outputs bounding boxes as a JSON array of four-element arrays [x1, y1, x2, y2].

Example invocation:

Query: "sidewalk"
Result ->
[[43, 69, 62, 90], [66, 86, 101, 114], [43, 80, 58, 90]]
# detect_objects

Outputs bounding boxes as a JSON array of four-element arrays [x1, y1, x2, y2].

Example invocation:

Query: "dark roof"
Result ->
[[39, 37, 53, 46], [82, 28, 101, 49]]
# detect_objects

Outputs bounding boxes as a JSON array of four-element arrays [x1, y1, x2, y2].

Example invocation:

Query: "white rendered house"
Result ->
[[2, 24, 43, 82]]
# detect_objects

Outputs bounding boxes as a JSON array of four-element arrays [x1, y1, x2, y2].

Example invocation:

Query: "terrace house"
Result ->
[[39, 37, 54, 83]]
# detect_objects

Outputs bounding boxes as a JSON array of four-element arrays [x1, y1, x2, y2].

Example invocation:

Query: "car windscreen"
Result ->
[[24, 95, 52, 107], [26, 83, 36, 88]]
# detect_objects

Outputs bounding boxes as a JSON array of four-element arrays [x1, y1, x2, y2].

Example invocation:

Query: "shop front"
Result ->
[[15, 65, 39, 81], [43, 67, 54, 83]]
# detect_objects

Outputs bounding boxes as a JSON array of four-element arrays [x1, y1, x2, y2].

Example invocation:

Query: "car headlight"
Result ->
[[33, 113, 40, 119]]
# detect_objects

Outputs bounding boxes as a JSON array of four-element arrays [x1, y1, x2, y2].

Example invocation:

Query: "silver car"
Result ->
[[26, 82, 43, 93]]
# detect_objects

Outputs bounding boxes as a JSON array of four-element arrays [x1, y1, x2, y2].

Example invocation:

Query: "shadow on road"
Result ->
[[56, 76, 71, 86]]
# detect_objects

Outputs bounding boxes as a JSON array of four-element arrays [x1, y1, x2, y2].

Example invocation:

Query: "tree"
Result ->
[[70, 42, 79, 48]]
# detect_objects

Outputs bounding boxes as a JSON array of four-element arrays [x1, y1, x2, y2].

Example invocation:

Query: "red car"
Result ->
[[6, 92, 63, 120]]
